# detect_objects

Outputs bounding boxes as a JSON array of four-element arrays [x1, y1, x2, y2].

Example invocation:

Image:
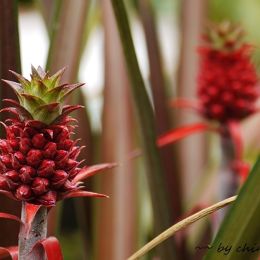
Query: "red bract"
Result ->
[[197, 45, 258, 122]]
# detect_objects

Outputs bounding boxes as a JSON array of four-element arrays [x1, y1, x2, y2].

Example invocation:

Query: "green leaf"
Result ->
[[205, 157, 260, 260]]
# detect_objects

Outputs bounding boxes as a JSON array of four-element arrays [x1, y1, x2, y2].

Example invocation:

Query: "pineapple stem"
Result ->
[[18, 202, 48, 260], [214, 132, 239, 231]]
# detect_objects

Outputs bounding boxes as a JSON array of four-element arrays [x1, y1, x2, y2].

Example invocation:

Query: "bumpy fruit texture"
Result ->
[[0, 66, 89, 205], [197, 22, 259, 123]]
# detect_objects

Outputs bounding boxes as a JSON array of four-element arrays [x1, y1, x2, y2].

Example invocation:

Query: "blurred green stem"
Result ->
[[110, 0, 175, 258]]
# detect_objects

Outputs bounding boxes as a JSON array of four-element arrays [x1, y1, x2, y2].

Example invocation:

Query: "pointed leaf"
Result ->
[[9, 70, 30, 87], [0, 246, 18, 260], [72, 163, 117, 183], [52, 105, 84, 124], [33, 237, 63, 260], [0, 212, 22, 224], [33, 102, 61, 123], [36, 66, 47, 79], [31, 65, 43, 80], [46, 67, 67, 88], [1, 79, 22, 93], [127, 196, 236, 260], [0, 190, 17, 200], [45, 84, 68, 102], [20, 93, 45, 112], [205, 158, 260, 260], [60, 83, 85, 100], [170, 98, 202, 112], [62, 190, 108, 199], [3, 99, 33, 119], [157, 123, 215, 147], [0, 107, 20, 119]]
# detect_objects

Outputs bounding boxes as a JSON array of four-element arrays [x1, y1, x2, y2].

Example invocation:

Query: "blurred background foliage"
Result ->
[[0, 0, 259, 259]]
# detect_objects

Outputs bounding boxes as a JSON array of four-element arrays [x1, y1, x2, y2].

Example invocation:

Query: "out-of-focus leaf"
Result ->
[[72, 163, 117, 183], [33, 237, 63, 260], [0, 246, 18, 260], [62, 191, 108, 200], [170, 98, 202, 112], [128, 196, 236, 260], [0, 212, 22, 224], [95, 2, 138, 259], [157, 123, 214, 147], [138, 6, 184, 256], [205, 157, 260, 260], [110, 0, 176, 258]]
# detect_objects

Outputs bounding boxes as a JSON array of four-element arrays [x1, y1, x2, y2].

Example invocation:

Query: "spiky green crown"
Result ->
[[204, 21, 244, 51], [2, 66, 84, 124]]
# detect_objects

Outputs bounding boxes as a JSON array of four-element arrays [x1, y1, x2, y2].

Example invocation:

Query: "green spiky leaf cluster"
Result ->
[[2, 66, 84, 124], [205, 21, 244, 51]]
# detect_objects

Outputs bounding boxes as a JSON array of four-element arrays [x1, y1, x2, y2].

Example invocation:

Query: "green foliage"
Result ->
[[205, 157, 260, 260]]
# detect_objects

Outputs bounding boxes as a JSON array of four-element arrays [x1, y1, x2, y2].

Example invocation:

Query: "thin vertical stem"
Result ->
[[214, 134, 239, 230], [18, 203, 47, 260]]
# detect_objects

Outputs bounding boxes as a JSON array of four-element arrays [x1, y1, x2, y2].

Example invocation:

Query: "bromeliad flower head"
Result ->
[[0, 66, 115, 206], [197, 21, 259, 123]]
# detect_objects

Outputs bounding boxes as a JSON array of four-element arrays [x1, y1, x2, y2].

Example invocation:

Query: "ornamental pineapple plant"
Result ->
[[197, 21, 258, 123], [162, 22, 259, 181], [0, 66, 115, 259]]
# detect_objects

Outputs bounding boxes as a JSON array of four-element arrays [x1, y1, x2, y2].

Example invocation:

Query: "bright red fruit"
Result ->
[[197, 22, 259, 123]]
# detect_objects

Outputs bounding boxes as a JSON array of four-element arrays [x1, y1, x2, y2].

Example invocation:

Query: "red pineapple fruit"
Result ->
[[197, 21, 259, 123], [0, 66, 115, 206]]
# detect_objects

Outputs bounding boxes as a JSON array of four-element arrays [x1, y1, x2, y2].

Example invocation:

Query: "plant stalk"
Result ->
[[214, 133, 239, 231], [18, 203, 48, 260]]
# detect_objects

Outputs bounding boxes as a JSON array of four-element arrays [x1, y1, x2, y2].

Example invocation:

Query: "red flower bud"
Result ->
[[55, 127, 70, 143], [38, 160, 55, 177], [0, 140, 12, 153], [32, 177, 49, 195], [16, 185, 32, 200], [0, 176, 12, 190], [23, 126, 37, 138], [32, 133, 47, 149], [10, 125, 22, 136], [55, 150, 68, 161], [0, 155, 12, 168], [19, 138, 32, 154], [10, 154, 20, 169], [57, 139, 74, 150], [51, 170, 68, 188], [14, 151, 26, 164], [26, 149, 43, 166], [9, 139, 19, 150], [4, 170, 19, 182], [43, 142, 57, 159], [19, 166, 36, 183], [37, 191, 57, 206], [0, 160, 7, 173]]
